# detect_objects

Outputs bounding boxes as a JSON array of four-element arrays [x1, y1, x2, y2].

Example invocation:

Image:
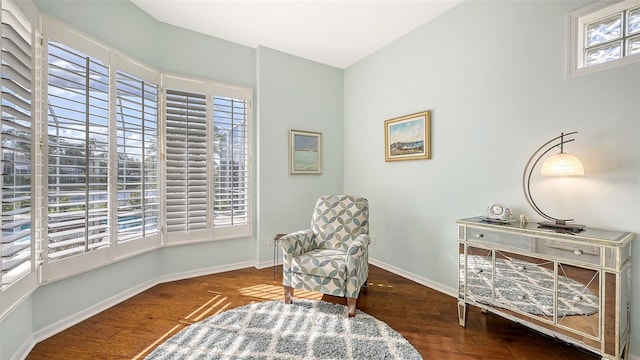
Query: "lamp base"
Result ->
[[537, 221, 585, 233]]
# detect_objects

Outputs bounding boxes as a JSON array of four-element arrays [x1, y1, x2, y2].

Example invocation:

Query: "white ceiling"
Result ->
[[130, 0, 462, 69]]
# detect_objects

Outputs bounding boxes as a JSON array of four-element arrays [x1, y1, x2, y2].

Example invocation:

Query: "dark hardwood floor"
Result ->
[[26, 265, 598, 359]]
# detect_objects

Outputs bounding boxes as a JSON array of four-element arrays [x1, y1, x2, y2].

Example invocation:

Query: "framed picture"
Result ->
[[384, 110, 431, 162], [290, 130, 322, 174]]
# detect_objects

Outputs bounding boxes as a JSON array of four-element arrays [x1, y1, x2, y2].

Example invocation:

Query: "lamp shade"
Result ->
[[540, 152, 584, 176]]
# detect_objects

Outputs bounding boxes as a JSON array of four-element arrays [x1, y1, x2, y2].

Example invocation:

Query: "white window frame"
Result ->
[[211, 83, 252, 240], [111, 54, 162, 260], [41, 17, 112, 283], [567, 0, 640, 78], [162, 76, 252, 246]]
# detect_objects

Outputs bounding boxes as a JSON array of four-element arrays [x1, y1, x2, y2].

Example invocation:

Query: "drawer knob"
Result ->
[[516, 265, 525, 271], [475, 233, 484, 238], [475, 269, 483, 274], [573, 249, 584, 256]]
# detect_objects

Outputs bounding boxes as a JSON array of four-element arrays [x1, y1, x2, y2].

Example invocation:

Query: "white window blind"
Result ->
[[116, 70, 159, 242], [164, 82, 252, 242], [165, 88, 208, 234], [1, 2, 32, 287], [212, 95, 248, 228], [47, 40, 110, 260]]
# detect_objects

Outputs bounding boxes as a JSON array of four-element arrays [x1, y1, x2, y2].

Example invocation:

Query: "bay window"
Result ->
[[0, 5, 253, 314]]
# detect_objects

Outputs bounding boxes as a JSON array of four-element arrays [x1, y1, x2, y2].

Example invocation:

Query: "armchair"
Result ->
[[279, 195, 370, 317]]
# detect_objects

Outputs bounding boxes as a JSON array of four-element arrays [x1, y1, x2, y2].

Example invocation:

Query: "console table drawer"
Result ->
[[464, 227, 602, 266], [541, 240, 601, 266], [465, 227, 532, 251]]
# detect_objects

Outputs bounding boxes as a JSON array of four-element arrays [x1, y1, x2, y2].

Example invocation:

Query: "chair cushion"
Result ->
[[290, 249, 346, 280], [311, 195, 369, 251]]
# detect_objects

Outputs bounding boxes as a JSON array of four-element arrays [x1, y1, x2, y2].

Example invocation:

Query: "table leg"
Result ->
[[458, 300, 467, 327]]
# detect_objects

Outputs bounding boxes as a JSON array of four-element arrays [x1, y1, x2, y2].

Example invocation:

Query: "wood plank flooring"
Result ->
[[26, 265, 599, 359]]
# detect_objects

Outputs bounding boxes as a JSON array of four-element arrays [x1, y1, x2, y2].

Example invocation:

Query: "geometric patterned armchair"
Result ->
[[279, 195, 370, 317]]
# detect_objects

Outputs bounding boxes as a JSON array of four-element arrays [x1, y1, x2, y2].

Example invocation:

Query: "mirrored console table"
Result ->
[[457, 217, 633, 360]]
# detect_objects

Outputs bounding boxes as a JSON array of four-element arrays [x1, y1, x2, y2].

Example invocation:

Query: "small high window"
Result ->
[[567, 0, 640, 76]]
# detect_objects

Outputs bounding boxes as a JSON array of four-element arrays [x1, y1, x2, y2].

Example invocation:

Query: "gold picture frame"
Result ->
[[289, 129, 322, 174], [384, 110, 431, 162]]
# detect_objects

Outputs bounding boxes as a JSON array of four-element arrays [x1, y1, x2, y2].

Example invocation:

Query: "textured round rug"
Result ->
[[145, 299, 422, 360]]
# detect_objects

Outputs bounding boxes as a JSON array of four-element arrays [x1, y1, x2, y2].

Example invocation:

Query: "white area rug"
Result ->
[[145, 299, 422, 359]]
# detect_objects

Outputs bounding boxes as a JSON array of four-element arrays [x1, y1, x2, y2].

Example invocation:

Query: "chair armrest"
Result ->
[[345, 234, 370, 297], [278, 229, 315, 256], [347, 234, 370, 259]]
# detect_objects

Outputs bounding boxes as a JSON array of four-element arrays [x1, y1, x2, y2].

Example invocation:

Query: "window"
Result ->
[[46, 40, 110, 261], [1, 0, 33, 289], [115, 70, 159, 244], [212, 94, 249, 228], [164, 79, 252, 244], [568, 0, 640, 76], [584, 6, 640, 65]]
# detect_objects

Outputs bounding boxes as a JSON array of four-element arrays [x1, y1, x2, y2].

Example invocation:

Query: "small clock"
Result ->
[[487, 203, 512, 220]]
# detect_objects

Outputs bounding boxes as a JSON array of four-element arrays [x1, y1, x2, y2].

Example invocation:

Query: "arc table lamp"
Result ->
[[522, 131, 585, 232]]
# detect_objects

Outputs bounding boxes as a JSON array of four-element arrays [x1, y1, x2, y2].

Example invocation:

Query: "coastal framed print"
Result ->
[[290, 129, 322, 174], [384, 110, 431, 162]]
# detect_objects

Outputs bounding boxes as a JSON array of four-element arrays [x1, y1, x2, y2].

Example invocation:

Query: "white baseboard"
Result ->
[[31, 277, 157, 344], [260, 254, 459, 300], [368, 257, 457, 298], [10, 338, 35, 360], [255, 259, 274, 269], [14, 260, 255, 360]]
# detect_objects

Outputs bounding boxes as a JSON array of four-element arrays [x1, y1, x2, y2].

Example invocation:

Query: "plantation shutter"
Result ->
[[1, 2, 33, 286], [165, 87, 208, 238], [46, 40, 110, 260], [212, 95, 249, 228], [116, 70, 159, 243]]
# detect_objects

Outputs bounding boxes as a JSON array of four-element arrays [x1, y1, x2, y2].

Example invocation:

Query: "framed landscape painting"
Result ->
[[384, 110, 431, 162], [290, 130, 322, 174]]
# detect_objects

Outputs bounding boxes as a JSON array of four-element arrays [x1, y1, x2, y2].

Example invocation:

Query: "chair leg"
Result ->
[[362, 278, 369, 290], [284, 285, 294, 304], [347, 297, 357, 317]]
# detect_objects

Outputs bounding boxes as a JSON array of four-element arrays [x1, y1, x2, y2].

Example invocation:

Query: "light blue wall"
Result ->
[[344, 0, 639, 354], [255, 46, 344, 263], [155, 25, 256, 88], [32, 0, 161, 65], [33, 0, 256, 87], [0, 297, 33, 360]]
